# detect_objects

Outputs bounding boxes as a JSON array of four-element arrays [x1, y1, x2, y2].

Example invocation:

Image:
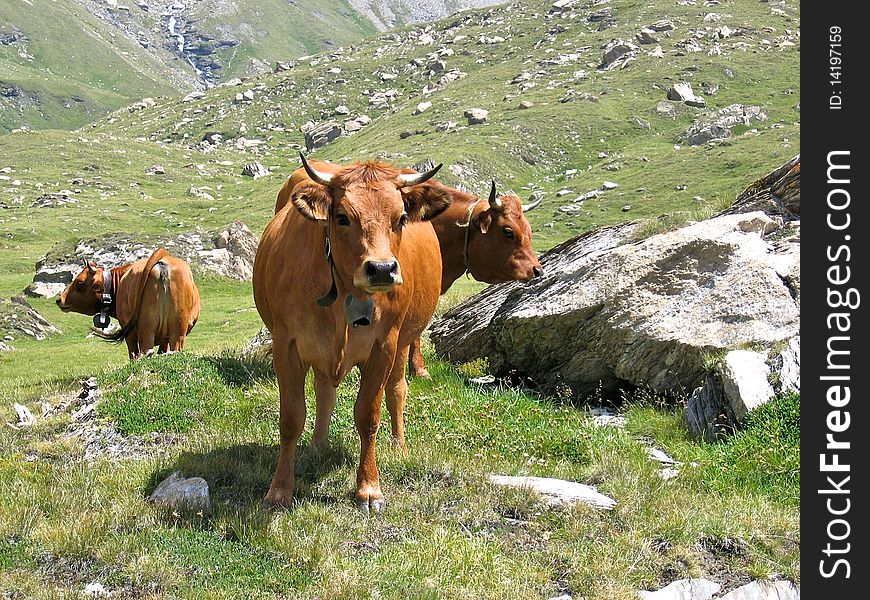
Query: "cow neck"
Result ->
[[455, 198, 482, 277], [316, 221, 374, 328]]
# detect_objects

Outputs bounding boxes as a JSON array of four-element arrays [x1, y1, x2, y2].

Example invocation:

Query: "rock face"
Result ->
[[717, 580, 799, 600], [0, 296, 61, 348], [431, 159, 800, 435], [25, 222, 259, 298], [149, 471, 212, 516]]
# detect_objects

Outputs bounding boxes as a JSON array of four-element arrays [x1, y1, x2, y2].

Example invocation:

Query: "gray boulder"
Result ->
[[304, 121, 343, 150], [717, 581, 799, 600], [149, 471, 212, 515], [464, 108, 489, 125], [0, 296, 61, 347], [637, 579, 721, 600], [241, 162, 269, 179], [685, 104, 768, 146], [600, 39, 640, 69]]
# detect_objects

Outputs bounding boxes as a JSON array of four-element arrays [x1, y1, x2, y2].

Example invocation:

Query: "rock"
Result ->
[[241, 162, 269, 179], [636, 29, 659, 44], [489, 475, 616, 510], [242, 326, 273, 358], [600, 39, 640, 70], [648, 45, 665, 58], [648, 19, 675, 32], [685, 104, 768, 146], [464, 108, 489, 125], [31, 191, 77, 208], [414, 101, 432, 115], [182, 91, 205, 103], [334, 105, 351, 115], [637, 578, 721, 600], [82, 582, 109, 598], [188, 187, 215, 202], [667, 82, 704, 107], [717, 580, 799, 600], [435, 120, 457, 132], [656, 101, 678, 119], [601, 181, 619, 190], [145, 164, 165, 175], [621, 205, 632, 212], [721, 155, 799, 221], [149, 471, 212, 515], [430, 208, 799, 401], [275, 60, 296, 72], [202, 131, 223, 145], [11, 403, 36, 428], [0, 296, 61, 340], [344, 120, 363, 133], [647, 447, 676, 465], [304, 121, 343, 150], [127, 97, 156, 112], [518, 100, 534, 109]]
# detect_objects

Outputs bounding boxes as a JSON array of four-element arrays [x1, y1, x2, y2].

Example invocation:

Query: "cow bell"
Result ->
[[93, 311, 111, 329]]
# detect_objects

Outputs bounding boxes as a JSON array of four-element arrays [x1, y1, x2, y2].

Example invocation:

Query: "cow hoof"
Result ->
[[354, 496, 386, 514], [264, 487, 294, 508], [411, 368, 430, 379], [390, 437, 408, 454]]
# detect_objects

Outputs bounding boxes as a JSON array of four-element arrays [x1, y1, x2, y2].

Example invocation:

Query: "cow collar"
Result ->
[[93, 267, 114, 329], [456, 199, 482, 275], [316, 222, 374, 328]]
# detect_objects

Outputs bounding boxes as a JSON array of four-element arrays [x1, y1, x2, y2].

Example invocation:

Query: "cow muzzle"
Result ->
[[358, 259, 402, 292]]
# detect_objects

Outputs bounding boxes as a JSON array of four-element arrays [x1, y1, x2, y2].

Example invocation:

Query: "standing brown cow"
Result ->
[[56, 248, 200, 359], [276, 163, 544, 379], [253, 155, 450, 511]]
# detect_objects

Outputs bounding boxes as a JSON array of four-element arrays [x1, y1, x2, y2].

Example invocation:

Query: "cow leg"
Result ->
[[311, 371, 336, 449], [158, 341, 170, 354], [386, 346, 409, 453], [354, 345, 395, 513], [125, 336, 139, 361], [264, 336, 307, 507], [407, 336, 430, 379], [138, 328, 156, 357]]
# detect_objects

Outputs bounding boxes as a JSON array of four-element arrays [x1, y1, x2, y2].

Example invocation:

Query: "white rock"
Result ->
[[720, 350, 774, 420], [637, 578, 721, 600], [489, 475, 616, 510], [414, 101, 432, 115], [717, 580, 799, 600]]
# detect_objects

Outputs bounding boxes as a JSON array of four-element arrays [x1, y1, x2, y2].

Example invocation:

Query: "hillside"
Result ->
[[72, 0, 798, 246]]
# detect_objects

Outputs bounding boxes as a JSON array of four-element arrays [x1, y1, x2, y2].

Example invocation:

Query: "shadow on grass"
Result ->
[[146, 440, 357, 526], [205, 353, 275, 387]]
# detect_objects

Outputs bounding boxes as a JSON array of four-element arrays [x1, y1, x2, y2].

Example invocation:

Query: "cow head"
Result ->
[[290, 154, 451, 294], [56, 260, 107, 315], [467, 181, 543, 283]]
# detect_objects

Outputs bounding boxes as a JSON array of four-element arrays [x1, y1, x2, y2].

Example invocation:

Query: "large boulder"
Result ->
[[1, 296, 61, 348], [430, 158, 800, 436], [25, 222, 259, 298]]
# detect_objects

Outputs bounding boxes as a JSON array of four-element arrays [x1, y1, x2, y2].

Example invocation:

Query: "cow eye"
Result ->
[[394, 213, 409, 231], [503, 227, 514, 239], [75, 281, 86, 291], [335, 214, 351, 226]]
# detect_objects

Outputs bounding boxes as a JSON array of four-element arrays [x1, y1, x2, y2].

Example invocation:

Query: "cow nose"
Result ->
[[364, 260, 399, 285], [533, 266, 544, 278], [55, 297, 61, 306]]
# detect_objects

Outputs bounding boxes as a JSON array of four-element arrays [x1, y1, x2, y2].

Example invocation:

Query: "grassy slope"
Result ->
[[0, 0, 799, 596]]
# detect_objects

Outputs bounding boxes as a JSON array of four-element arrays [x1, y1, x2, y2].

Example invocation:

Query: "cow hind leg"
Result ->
[[264, 335, 307, 508], [125, 336, 140, 361], [311, 371, 337, 450], [386, 346, 409, 453], [407, 336, 430, 379]]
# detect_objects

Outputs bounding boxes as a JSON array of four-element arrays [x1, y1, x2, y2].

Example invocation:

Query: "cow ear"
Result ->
[[402, 182, 452, 222], [474, 211, 493, 234], [290, 182, 332, 221]]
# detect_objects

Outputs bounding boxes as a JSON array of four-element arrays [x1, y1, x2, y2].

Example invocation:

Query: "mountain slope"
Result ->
[[86, 0, 800, 249]]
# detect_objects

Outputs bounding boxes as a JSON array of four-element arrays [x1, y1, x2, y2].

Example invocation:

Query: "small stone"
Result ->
[[489, 475, 616, 510], [601, 181, 619, 190], [182, 91, 205, 102], [621, 205, 632, 212], [241, 162, 269, 179], [518, 100, 534, 109], [149, 471, 212, 515], [335, 105, 351, 115], [414, 101, 432, 115], [464, 108, 489, 125]]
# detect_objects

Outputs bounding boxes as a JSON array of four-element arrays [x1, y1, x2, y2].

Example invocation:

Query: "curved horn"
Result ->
[[82, 258, 96, 272], [488, 180, 503, 211], [299, 152, 333, 186], [398, 162, 443, 187], [522, 197, 543, 212]]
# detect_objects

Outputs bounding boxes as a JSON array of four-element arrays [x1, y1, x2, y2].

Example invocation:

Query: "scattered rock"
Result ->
[[274, 60, 296, 72], [145, 164, 165, 175], [518, 100, 535, 109], [182, 91, 205, 103], [149, 471, 213, 516], [31, 191, 78, 208], [489, 475, 616, 510], [0, 296, 61, 342], [241, 162, 269, 179], [464, 108, 489, 125], [304, 121, 343, 150], [684, 105, 768, 145], [667, 82, 705, 107], [637, 578, 721, 600], [600, 39, 640, 70], [636, 29, 659, 44], [601, 181, 619, 190], [414, 101, 432, 115], [188, 187, 215, 202]]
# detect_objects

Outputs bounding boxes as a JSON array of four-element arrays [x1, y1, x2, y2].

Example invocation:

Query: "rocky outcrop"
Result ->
[[25, 222, 259, 298], [0, 296, 61, 349], [685, 104, 768, 146], [431, 158, 800, 436]]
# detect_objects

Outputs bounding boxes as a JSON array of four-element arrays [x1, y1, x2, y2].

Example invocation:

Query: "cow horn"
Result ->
[[522, 196, 543, 212], [398, 162, 443, 187], [82, 258, 95, 272], [488, 180, 503, 211], [299, 152, 333, 186]]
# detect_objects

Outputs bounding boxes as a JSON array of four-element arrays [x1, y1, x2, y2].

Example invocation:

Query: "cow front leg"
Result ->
[[386, 346, 409, 452], [264, 335, 307, 508], [311, 370, 337, 449], [354, 345, 395, 513], [407, 336, 430, 379], [125, 336, 139, 361]]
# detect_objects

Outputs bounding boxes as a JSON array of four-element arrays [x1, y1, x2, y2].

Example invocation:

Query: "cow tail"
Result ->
[[93, 247, 169, 343]]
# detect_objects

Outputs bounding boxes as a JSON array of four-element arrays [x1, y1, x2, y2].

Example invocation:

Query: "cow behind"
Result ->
[[57, 248, 200, 359], [254, 155, 450, 511]]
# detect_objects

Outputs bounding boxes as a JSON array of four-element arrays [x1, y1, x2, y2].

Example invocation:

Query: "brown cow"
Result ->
[[276, 164, 544, 379], [253, 155, 450, 511], [56, 248, 200, 360]]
